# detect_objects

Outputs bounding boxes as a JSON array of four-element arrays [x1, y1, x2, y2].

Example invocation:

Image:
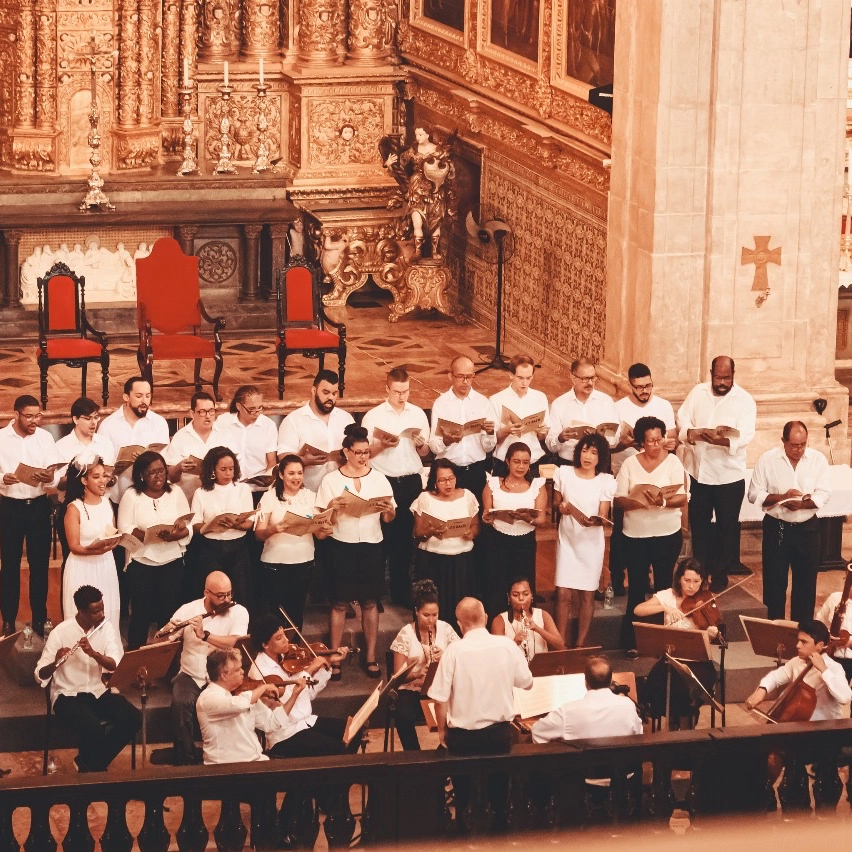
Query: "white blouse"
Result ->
[[390, 620, 459, 692], [256, 487, 319, 565], [316, 468, 395, 544], [615, 452, 688, 538], [487, 475, 545, 536], [410, 489, 479, 555], [117, 486, 192, 567], [191, 482, 255, 541]]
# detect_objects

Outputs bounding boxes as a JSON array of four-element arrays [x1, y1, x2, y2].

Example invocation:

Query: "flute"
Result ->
[[53, 619, 108, 671], [154, 600, 236, 638]]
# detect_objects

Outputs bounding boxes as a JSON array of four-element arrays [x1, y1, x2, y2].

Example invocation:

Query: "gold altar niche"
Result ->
[[0, 0, 405, 184]]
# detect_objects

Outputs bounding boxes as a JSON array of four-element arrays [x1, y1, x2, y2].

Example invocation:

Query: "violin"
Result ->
[[280, 642, 354, 674], [679, 589, 722, 631]]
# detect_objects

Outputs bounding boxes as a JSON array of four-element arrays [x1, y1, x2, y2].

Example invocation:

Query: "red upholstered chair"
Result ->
[[36, 263, 109, 410], [276, 259, 346, 400], [136, 237, 225, 400]]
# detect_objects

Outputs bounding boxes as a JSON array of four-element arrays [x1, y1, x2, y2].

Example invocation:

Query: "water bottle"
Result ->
[[603, 585, 614, 610], [22, 623, 33, 650], [43, 619, 53, 641]]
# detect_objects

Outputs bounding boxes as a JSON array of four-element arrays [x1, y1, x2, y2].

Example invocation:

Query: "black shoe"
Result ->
[[612, 586, 626, 597], [626, 649, 640, 660], [709, 576, 729, 592], [594, 590, 605, 602], [32, 622, 44, 639], [728, 563, 752, 576], [1, 622, 14, 637]]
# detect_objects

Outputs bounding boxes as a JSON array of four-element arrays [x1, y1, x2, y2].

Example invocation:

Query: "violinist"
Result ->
[[164, 570, 249, 766], [746, 620, 851, 720], [816, 581, 852, 681], [389, 579, 459, 750], [633, 559, 720, 728], [491, 577, 564, 662]]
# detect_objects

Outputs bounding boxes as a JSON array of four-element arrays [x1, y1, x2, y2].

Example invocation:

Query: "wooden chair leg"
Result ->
[[194, 358, 203, 394], [81, 362, 88, 398], [338, 344, 346, 396], [101, 352, 110, 405], [211, 354, 223, 402], [278, 351, 286, 400], [39, 363, 48, 410]]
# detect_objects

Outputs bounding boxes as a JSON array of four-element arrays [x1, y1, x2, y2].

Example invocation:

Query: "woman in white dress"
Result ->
[[491, 577, 564, 662], [390, 579, 459, 750], [554, 433, 616, 647], [62, 455, 121, 634], [481, 442, 548, 620]]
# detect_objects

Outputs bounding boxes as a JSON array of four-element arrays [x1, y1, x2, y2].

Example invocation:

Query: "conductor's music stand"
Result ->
[[110, 641, 180, 767], [740, 616, 800, 667], [528, 646, 603, 677]]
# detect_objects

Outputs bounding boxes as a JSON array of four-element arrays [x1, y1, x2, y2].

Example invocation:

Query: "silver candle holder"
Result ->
[[79, 52, 114, 212], [252, 82, 272, 174], [213, 84, 238, 175], [176, 85, 200, 176]]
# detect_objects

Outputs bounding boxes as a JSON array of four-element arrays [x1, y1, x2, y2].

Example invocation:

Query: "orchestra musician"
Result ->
[[490, 576, 564, 662], [35, 585, 140, 772], [815, 568, 852, 681], [162, 571, 249, 765]]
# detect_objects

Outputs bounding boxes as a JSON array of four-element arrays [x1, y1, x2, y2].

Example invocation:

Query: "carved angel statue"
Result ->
[[380, 125, 459, 261]]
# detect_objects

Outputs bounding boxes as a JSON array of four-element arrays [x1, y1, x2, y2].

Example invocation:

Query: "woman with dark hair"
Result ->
[[255, 454, 333, 630], [411, 458, 480, 623], [554, 433, 616, 647], [389, 579, 459, 750], [491, 577, 564, 662], [614, 415, 689, 655], [190, 447, 255, 610], [317, 424, 395, 679], [481, 442, 548, 620], [117, 451, 192, 648]]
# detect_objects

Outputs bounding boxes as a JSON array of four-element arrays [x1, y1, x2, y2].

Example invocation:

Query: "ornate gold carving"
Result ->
[[198, 240, 238, 282], [391, 259, 462, 323], [307, 98, 384, 167], [161, 123, 184, 156], [12, 136, 56, 171], [138, 0, 156, 126], [16, 0, 36, 129], [348, 0, 398, 66], [162, 1, 181, 117], [35, 0, 57, 130], [180, 0, 199, 112], [115, 129, 160, 169], [199, 0, 238, 59], [298, 0, 346, 65], [0, 42, 15, 131], [203, 90, 281, 164], [289, 92, 301, 167], [118, 0, 140, 127], [241, 0, 279, 58]]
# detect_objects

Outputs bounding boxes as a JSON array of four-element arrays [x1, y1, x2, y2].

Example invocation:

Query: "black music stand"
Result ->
[[740, 616, 800, 668], [110, 641, 180, 767], [0, 632, 21, 776], [528, 646, 603, 677], [381, 660, 418, 753]]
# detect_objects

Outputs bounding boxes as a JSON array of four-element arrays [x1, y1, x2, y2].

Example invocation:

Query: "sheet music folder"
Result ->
[[739, 615, 800, 660]]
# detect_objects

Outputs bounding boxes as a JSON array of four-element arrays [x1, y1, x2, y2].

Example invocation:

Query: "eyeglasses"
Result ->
[[435, 476, 456, 484], [347, 448, 371, 456], [77, 414, 100, 423], [631, 381, 653, 391], [19, 412, 42, 421], [194, 408, 216, 417], [205, 589, 233, 601], [572, 374, 596, 383], [452, 373, 475, 381], [644, 437, 664, 446], [238, 402, 264, 415]]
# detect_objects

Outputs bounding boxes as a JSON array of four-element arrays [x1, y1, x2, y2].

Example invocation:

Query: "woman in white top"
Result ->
[[255, 455, 333, 632], [62, 455, 121, 633], [614, 416, 689, 653], [554, 433, 616, 647], [317, 424, 395, 679], [411, 459, 480, 626], [191, 447, 255, 611], [491, 577, 564, 662], [481, 442, 548, 620], [117, 451, 192, 649], [390, 579, 459, 750]]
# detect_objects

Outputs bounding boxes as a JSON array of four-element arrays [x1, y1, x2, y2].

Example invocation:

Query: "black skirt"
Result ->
[[415, 549, 473, 624], [327, 539, 386, 603]]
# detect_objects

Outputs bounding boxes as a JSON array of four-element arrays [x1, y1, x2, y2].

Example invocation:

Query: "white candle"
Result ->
[[183, 58, 189, 87], [223, 61, 229, 87], [259, 57, 264, 86]]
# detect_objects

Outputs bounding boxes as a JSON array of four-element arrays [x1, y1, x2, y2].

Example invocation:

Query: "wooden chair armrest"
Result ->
[[198, 299, 226, 331], [137, 304, 151, 349], [319, 306, 346, 335], [81, 310, 108, 345]]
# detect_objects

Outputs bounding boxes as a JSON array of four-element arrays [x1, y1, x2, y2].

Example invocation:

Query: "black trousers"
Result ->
[[195, 535, 253, 613], [394, 688, 424, 751], [0, 495, 51, 625], [171, 671, 202, 764], [267, 717, 347, 758], [608, 505, 626, 592], [482, 528, 536, 621], [621, 530, 683, 649], [688, 477, 745, 580], [453, 460, 488, 506], [259, 559, 314, 631], [761, 514, 820, 621], [53, 691, 141, 771], [382, 473, 423, 606], [126, 558, 184, 650]]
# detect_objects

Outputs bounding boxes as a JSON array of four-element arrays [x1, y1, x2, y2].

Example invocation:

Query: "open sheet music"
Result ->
[[297, 444, 339, 464], [561, 502, 613, 527], [344, 682, 383, 745], [489, 508, 541, 524], [420, 513, 474, 538], [372, 426, 422, 443], [686, 425, 740, 443], [435, 417, 485, 441], [200, 510, 256, 535], [113, 443, 167, 475], [92, 526, 143, 554], [278, 507, 335, 536], [13, 462, 64, 487], [338, 489, 391, 518], [501, 407, 546, 434], [626, 483, 683, 509], [513, 674, 588, 719], [562, 421, 619, 441], [143, 512, 194, 545]]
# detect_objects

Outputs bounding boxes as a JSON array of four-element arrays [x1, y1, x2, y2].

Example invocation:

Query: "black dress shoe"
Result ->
[[1, 622, 14, 637], [32, 622, 44, 639]]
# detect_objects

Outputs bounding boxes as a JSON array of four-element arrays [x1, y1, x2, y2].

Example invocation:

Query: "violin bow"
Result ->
[[670, 574, 752, 628], [239, 639, 266, 682], [278, 606, 320, 659]]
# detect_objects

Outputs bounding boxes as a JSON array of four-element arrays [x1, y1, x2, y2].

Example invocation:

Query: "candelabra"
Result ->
[[252, 83, 272, 174], [79, 51, 114, 212], [176, 86, 200, 176], [213, 85, 238, 175]]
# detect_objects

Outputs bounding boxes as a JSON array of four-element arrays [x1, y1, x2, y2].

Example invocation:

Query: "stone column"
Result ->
[[138, 0, 156, 126], [177, 224, 198, 256], [298, 0, 346, 66], [3, 231, 23, 309], [242, 224, 262, 300], [118, 0, 140, 127], [162, 0, 181, 118], [34, 0, 57, 130], [242, 0, 279, 59], [16, 0, 36, 129], [347, 0, 397, 66], [603, 0, 852, 461]]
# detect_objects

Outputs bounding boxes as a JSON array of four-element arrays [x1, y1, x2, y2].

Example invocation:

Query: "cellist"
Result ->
[[815, 563, 852, 680], [745, 620, 851, 720]]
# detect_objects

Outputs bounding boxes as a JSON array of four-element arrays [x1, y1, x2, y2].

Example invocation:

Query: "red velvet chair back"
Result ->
[[284, 265, 317, 325], [42, 274, 81, 335], [136, 237, 202, 333]]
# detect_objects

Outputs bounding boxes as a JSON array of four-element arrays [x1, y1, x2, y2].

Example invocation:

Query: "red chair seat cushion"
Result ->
[[149, 335, 216, 359], [283, 329, 340, 349], [42, 339, 103, 359]]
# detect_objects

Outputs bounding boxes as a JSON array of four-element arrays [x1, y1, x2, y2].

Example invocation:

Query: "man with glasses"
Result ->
[[0, 395, 60, 636], [56, 397, 116, 483], [429, 356, 496, 501], [162, 570, 249, 765]]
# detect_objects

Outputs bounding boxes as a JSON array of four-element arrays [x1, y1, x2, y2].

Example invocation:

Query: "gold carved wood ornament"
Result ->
[[308, 98, 384, 167], [741, 235, 781, 307]]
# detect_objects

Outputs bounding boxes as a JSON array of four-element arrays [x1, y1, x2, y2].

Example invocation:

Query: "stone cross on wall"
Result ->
[[741, 236, 782, 306]]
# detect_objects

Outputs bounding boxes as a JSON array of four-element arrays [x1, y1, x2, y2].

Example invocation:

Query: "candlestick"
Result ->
[[213, 85, 237, 175], [252, 83, 271, 174], [177, 86, 200, 176], [259, 57, 264, 86], [223, 61, 229, 87]]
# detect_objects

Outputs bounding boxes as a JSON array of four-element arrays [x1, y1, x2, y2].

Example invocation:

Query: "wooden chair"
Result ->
[[276, 259, 346, 400], [36, 262, 109, 410], [136, 237, 225, 400]]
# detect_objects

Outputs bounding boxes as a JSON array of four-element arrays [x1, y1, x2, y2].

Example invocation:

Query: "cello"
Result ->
[[829, 561, 852, 640]]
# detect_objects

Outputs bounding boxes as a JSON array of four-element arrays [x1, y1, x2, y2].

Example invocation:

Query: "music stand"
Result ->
[[528, 646, 603, 677], [740, 616, 800, 667], [344, 682, 383, 748], [110, 641, 180, 767], [381, 660, 418, 752]]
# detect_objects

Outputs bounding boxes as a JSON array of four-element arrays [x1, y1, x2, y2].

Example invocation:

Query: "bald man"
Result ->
[[163, 571, 250, 765]]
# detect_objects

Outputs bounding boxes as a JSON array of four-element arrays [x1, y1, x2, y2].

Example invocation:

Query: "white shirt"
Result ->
[[489, 386, 551, 463], [531, 688, 643, 743], [611, 394, 677, 474], [429, 388, 497, 465], [276, 403, 354, 492], [758, 654, 852, 720], [748, 446, 831, 523], [163, 422, 233, 503], [615, 453, 689, 538], [170, 598, 250, 686], [676, 382, 756, 484], [196, 682, 288, 764], [217, 412, 278, 492], [55, 431, 116, 471], [361, 401, 430, 477], [546, 389, 620, 460], [316, 468, 395, 544], [410, 489, 479, 555], [0, 421, 59, 499], [390, 620, 459, 692], [428, 627, 533, 730], [817, 592, 852, 659], [256, 487, 318, 564], [116, 486, 193, 566], [35, 616, 123, 707], [98, 407, 170, 503], [191, 482, 255, 541]]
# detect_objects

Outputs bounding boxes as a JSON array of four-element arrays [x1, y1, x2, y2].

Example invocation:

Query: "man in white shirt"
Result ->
[[489, 354, 551, 476], [531, 656, 643, 743], [0, 395, 60, 636], [677, 356, 756, 591], [55, 396, 116, 484], [276, 370, 354, 493], [362, 367, 430, 606], [35, 584, 140, 772], [748, 422, 830, 621], [429, 356, 496, 502], [816, 583, 852, 681], [196, 648, 288, 764], [163, 571, 250, 765]]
